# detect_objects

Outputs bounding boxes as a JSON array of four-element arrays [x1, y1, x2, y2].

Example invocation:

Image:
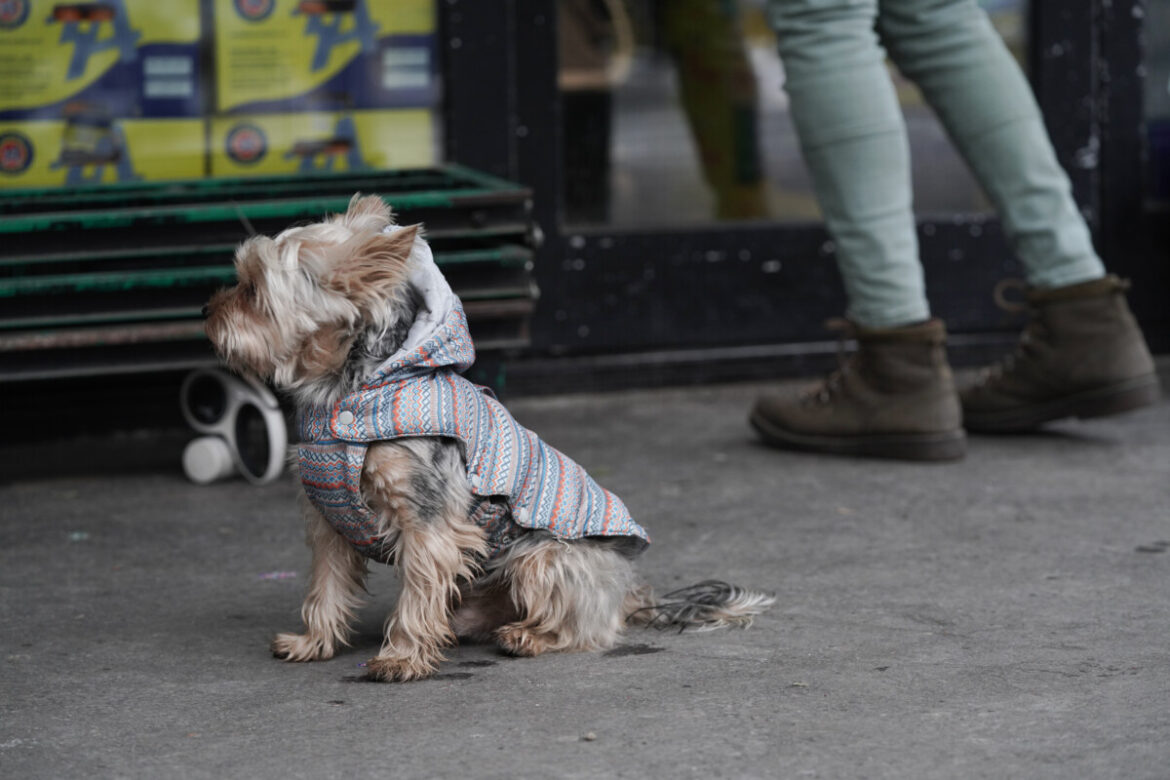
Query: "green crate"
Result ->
[[0, 166, 537, 382]]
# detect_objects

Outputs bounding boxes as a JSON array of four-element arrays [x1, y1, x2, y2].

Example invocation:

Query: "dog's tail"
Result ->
[[627, 580, 775, 632]]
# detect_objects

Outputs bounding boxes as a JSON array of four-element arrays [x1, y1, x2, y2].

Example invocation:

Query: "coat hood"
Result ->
[[362, 226, 475, 387]]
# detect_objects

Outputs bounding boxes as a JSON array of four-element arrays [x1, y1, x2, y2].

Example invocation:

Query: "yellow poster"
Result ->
[[0, 118, 204, 188], [0, 0, 201, 113], [214, 0, 435, 112], [210, 109, 434, 177]]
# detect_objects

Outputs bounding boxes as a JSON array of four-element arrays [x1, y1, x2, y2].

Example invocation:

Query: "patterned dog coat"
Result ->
[[298, 233, 649, 563]]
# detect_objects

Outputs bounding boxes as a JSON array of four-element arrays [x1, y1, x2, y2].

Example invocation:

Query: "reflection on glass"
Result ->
[[559, 0, 1031, 228], [1146, 0, 1170, 201]]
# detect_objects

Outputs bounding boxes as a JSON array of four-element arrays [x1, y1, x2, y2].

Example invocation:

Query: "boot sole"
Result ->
[[749, 411, 967, 462], [963, 374, 1163, 433]]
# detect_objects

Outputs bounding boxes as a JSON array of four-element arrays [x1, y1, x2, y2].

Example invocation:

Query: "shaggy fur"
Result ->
[[204, 194, 774, 681]]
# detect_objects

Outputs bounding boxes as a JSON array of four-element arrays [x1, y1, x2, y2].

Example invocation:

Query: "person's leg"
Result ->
[[876, 0, 1104, 288], [765, 0, 927, 328], [877, 0, 1159, 428], [754, 0, 964, 461]]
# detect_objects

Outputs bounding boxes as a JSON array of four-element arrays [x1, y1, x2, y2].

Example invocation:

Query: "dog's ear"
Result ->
[[334, 194, 392, 232], [326, 224, 420, 313]]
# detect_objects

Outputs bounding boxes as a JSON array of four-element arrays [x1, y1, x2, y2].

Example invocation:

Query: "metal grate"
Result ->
[[0, 165, 538, 382]]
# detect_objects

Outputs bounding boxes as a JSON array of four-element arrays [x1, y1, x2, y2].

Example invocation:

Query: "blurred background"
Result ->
[[0, 0, 1166, 437], [559, 0, 1029, 227]]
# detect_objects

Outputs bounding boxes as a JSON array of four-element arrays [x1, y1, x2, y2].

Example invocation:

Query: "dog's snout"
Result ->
[[200, 303, 210, 319]]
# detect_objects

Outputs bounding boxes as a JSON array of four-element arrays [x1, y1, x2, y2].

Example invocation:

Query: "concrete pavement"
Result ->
[[2, 372, 1168, 779]]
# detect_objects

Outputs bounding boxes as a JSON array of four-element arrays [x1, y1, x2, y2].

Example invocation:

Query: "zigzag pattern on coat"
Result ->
[[299, 299, 649, 562]]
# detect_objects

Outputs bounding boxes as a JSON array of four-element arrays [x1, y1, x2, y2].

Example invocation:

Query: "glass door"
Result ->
[[442, 0, 1163, 376]]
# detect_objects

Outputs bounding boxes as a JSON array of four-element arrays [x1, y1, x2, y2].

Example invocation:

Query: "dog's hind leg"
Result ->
[[493, 536, 639, 657], [272, 497, 369, 661], [361, 439, 487, 681]]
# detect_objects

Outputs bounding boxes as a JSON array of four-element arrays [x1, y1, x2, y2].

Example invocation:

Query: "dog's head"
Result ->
[[204, 194, 420, 405]]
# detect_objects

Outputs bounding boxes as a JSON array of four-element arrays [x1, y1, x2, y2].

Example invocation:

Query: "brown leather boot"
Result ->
[[749, 319, 966, 461], [960, 275, 1161, 432]]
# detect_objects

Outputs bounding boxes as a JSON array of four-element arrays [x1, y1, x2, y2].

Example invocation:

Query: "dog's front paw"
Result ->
[[495, 623, 557, 657], [271, 632, 335, 662], [364, 653, 439, 682]]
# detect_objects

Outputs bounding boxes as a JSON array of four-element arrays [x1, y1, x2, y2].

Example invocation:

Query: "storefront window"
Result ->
[[559, 0, 1030, 228]]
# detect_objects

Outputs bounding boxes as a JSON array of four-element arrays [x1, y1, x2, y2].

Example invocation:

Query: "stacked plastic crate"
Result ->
[[0, 1, 538, 383]]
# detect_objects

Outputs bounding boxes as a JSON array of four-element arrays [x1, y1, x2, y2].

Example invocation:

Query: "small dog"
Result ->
[[204, 194, 774, 681]]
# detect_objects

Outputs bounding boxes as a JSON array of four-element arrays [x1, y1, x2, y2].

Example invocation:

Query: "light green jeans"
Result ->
[[766, 0, 1105, 328]]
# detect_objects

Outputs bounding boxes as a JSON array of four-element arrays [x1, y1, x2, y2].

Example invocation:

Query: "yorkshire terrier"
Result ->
[[204, 195, 774, 681]]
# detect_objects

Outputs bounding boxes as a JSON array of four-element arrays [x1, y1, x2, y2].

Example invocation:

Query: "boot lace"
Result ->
[[801, 318, 858, 406], [976, 278, 1045, 387]]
